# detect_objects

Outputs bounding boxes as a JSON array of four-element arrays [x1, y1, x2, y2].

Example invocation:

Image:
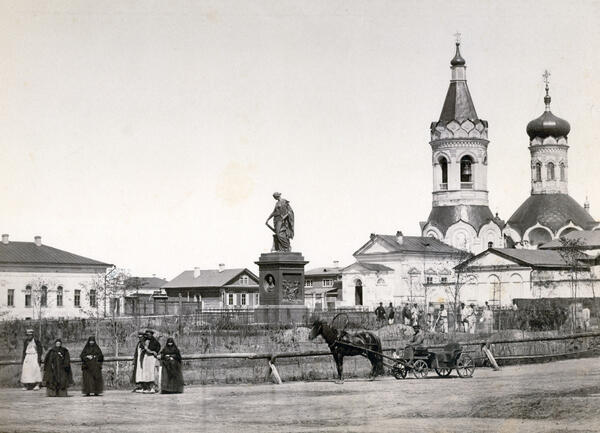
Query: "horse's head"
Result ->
[[309, 320, 323, 340]]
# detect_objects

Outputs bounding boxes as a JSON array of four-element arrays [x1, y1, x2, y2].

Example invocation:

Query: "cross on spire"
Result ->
[[454, 31, 462, 45], [543, 70, 551, 89], [543, 69, 552, 110]]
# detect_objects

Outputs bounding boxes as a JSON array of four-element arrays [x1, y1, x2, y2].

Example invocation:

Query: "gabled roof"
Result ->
[[0, 241, 111, 268], [305, 266, 343, 277], [539, 230, 600, 250], [456, 248, 587, 271], [342, 262, 393, 273], [162, 268, 258, 289], [126, 277, 168, 290], [354, 233, 465, 257]]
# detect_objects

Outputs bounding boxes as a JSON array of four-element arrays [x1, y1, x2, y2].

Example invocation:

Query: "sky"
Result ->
[[1, 0, 600, 279]]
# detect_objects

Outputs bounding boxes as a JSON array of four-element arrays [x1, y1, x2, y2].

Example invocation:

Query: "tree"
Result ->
[[557, 237, 585, 331], [444, 248, 473, 333]]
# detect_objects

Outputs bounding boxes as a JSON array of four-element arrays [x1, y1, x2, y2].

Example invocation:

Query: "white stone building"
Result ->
[[421, 40, 504, 254], [340, 232, 466, 310], [0, 235, 112, 320]]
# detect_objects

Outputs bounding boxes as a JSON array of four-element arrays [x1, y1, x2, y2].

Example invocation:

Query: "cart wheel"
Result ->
[[412, 359, 429, 379], [456, 354, 475, 378], [435, 367, 452, 377], [391, 362, 407, 380]]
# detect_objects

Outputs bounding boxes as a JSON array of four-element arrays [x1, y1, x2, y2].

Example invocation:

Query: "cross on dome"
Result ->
[[454, 32, 462, 45]]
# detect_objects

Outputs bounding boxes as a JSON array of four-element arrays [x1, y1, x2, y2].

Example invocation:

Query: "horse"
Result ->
[[309, 319, 384, 384]]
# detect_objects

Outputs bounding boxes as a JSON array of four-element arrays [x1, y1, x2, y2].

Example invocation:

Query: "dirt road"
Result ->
[[0, 357, 599, 433]]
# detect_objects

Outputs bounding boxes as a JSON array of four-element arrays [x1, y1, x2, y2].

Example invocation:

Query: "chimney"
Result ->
[[396, 231, 404, 245], [218, 263, 225, 273], [34, 236, 42, 246], [193, 267, 201, 278], [584, 196, 590, 213], [333, 260, 339, 268], [1, 234, 8, 245]]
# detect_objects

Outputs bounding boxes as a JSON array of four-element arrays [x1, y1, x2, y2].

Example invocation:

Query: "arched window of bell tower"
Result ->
[[438, 156, 448, 186], [560, 163, 566, 181], [460, 155, 473, 187], [547, 162, 555, 180], [534, 162, 542, 182]]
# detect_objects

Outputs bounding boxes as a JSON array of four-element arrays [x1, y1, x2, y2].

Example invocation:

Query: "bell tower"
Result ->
[[421, 35, 502, 253]]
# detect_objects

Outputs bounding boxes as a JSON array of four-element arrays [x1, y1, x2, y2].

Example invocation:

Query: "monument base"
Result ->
[[253, 305, 310, 325]]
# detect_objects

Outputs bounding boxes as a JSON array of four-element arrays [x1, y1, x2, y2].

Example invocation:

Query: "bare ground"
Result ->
[[0, 357, 599, 433]]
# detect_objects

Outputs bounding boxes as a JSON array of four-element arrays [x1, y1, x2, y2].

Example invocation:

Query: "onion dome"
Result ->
[[450, 41, 466, 66], [526, 82, 570, 139]]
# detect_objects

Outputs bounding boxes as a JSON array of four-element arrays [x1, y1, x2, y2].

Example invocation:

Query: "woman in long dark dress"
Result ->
[[43, 339, 73, 397], [80, 336, 104, 396], [159, 338, 184, 394]]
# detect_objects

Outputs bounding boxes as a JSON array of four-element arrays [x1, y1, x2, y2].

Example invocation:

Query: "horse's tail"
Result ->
[[368, 332, 385, 376]]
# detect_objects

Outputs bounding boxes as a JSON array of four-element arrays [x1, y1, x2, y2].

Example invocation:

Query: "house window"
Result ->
[[240, 276, 249, 285], [56, 286, 63, 307], [560, 163, 565, 181], [425, 276, 433, 285], [7, 289, 14, 307], [240, 293, 247, 306], [323, 279, 333, 288], [89, 290, 97, 308], [74, 289, 81, 308], [460, 156, 473, 183], [254, 293, 259, 306], [547, 162, 555, 180], [305, 279, 313, 288], [535, 162, 542, 182], [441, 277, 448, 284], [228, 293, 235, 306], [25, 285, 32, 308], [40, 286, 48, 307]]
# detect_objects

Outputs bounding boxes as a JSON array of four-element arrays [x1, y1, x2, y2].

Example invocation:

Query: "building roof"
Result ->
[[343, 262, 394, 273], [355, 233, 465, 256], [457, 247, 587, 271], [526, 87, 570, 139], [539, 230, 600, 250], [162, 268, 258, 289], [506, 194, 597, 236], [305, 267, 343, 277], [126, 277, 168, 290], [0, 241, 111, 268], [424, 205, 501, 236], [439, 81, 478, 122]]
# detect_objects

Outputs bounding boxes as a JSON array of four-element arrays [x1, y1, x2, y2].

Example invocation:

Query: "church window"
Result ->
[[425, 276, 433, 285], [56, 286, 63, 307], [460, 156, 473, 185], [547, 162, 555, 180], [560, 163, 566, 181], [440, 277, 448, 284], [534, 162, 542, 182], [439, 157, 448, 187]]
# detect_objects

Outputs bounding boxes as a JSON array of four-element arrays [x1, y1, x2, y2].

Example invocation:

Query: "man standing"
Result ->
[[387, 303, 395, 325], [427, 303, 435, 332], [467, 304, 477, 334], [411, 303, 419, 326], [140, 330, 161, 393], [457, 303, 466, 332], [20, 329, 42, 391], [438, 304, 448, 333], [402, 304, 412, 326], [374, 302, 387, 326]]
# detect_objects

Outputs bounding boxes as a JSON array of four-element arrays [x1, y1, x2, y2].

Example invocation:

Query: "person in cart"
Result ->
[[403, 324, 426, 362]]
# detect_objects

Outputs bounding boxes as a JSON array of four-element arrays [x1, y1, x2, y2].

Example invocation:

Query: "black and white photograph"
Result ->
[[1, 1, 600, 432]]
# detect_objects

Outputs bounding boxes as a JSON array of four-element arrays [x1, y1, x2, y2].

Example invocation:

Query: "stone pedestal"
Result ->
[[254, 252, 309, 323]]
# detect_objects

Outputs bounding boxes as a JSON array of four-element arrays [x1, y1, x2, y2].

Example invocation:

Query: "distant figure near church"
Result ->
[[20, 329, 42, 391], [265, 192, 295, 252]]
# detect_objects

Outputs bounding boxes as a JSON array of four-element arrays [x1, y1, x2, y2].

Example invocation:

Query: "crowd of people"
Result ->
[[374, 301, 496, 334], [19, 328, 184, 396]]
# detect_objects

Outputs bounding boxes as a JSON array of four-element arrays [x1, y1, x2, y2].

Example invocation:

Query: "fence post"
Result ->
[[178, 293, 183, 336]]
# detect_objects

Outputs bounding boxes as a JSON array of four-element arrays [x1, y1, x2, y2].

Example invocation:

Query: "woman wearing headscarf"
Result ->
[[80, 336, 104, 396], [43, 339, 73, 397], [159, 338, 184, 394]]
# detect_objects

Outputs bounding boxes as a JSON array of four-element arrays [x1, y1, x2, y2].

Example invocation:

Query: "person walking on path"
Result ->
[[20, 329, 43, 391], [80, 336, 104, 396], [43, 339, 73, 397], [159, 338, 184, 394], [375, 302, 387, 326], [387, 303, 395, 325]]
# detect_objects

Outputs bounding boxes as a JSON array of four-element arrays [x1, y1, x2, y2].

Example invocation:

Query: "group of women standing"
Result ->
[[23, 332, 184, 396]]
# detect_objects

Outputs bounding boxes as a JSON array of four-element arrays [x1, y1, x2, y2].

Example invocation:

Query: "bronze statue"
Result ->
[[265, 192, 294, 252]]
